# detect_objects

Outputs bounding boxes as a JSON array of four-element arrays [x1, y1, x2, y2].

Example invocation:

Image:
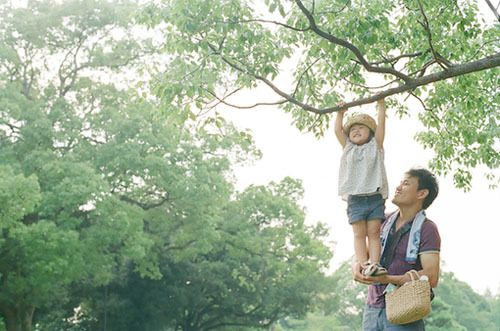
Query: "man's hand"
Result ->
[[352, 260, 394, 285], [352, 260, 373, 285]]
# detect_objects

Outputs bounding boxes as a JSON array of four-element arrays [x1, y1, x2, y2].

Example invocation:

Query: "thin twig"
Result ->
[[306, 113, 324, 132], [467, 38, 500, 61], [314, 0, 349, 15], [370, 51, 424, 65], [416, 0, 447, 70], [294, 0, 413, 83], [408, 58, 436, 78], [201, 87, 242, 114], [343, 77, 398, 90], [211, 19, 309, 32], [293, 56, 325, 97], [205, 88, 286, 109]]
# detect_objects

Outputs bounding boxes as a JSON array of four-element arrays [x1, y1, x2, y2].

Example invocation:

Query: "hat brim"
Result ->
[[343, 114, 377, 133]]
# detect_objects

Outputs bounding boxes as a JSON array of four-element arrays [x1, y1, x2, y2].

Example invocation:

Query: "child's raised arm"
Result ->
[[375, 97, 386, 149], [334, 103, 348, 148]]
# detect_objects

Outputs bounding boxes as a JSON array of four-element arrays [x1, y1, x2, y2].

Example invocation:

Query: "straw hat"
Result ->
[[343, 113, 377, 134]]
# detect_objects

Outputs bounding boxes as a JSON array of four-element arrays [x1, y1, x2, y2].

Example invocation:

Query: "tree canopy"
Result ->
[[0, 1, 333, 330], [39, 178, 332, 331], [1, 1, 499, 330], [139, 0, 500, 188], [0, 1, 160, 329]]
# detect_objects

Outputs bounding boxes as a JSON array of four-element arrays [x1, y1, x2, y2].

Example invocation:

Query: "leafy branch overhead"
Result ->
[[141, 0, 500, 189]]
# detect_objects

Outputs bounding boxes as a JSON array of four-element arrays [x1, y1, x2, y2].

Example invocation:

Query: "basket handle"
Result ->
[[406, 269, 420, 281]]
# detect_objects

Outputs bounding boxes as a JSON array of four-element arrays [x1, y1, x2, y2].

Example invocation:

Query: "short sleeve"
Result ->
[[419, 220, 440, 254]]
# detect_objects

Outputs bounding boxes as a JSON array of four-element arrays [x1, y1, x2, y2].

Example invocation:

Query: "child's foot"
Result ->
[[363, 262, 388, 276], [374, 264, 388, 276], [360, 261, 371, 273]]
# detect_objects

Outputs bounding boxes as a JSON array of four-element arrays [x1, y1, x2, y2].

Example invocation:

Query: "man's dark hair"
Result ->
[[406, 168, 439, 209]]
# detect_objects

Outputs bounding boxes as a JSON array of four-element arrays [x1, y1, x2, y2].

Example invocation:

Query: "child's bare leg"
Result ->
[[366, 219, 382, 263], [352, 221, 368, 264]]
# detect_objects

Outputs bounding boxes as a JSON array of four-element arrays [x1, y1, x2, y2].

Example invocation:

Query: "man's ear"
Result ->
[[417, 189, 429, 201]]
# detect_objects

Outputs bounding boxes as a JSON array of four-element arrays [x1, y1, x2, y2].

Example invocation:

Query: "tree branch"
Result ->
[[119, 195, 170, 210], [416, 0, 448, 70], [314, 0, 349, 15], [19, 45, 37, 99], [467, 38, 500, 61], [342, 76, 398, 90], [207, 42, 325, 113], [328, 52, 500, 113], [293, 56, 324, 97], [204, 88, 286, 109], [294, 0, 413, 83], [197, 87, 242, 116], [370, 51, 425, 65], [59, 34, 86, 97], [210, 41, 500, 114], [164, 240, 196, 251], [0, 121, 20, 134], [212, 19, 309, 32], [484, 0, 500, 22]]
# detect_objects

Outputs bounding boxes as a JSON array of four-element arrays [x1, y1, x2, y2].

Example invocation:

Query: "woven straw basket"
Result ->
[[385, 269, 431, 324]]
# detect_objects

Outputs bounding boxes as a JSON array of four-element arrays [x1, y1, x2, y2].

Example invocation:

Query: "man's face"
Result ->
[[392, 175, 422, 207]]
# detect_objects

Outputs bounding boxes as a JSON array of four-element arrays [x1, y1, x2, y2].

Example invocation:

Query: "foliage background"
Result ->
[[0, 0, 498, 330]]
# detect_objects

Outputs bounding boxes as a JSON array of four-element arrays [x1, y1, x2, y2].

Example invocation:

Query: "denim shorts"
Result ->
[[347, 194, 385, 224], [362, 305, 425, 331]]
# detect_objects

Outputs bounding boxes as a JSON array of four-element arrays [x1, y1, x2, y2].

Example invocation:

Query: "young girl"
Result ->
[[334, 98, 388, 276]]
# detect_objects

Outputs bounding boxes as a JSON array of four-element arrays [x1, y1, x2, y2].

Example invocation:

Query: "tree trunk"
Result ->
[[2, 305, 35, 331]]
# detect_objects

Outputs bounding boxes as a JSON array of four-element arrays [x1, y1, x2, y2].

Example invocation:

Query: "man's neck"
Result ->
[[396, 205, 424, 229]]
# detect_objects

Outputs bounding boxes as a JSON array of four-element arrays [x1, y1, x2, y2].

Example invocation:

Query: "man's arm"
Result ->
[[334, 105, 347, 148], [418, 252, 440, 287], [356, 253, 440, 287]]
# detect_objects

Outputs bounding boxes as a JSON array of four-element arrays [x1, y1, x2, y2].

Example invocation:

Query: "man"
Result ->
[[353, 168, 441, 330]]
